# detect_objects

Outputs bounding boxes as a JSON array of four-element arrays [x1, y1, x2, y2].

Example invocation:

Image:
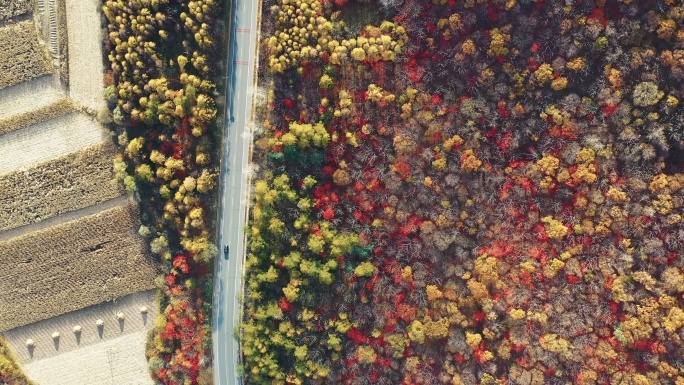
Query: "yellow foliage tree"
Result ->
[[356, 345, 377, 364], [354, 262, 375, 277], [426, 285, 443, 301], [408, 320, 425, 344], [422, 316, 449, 340]]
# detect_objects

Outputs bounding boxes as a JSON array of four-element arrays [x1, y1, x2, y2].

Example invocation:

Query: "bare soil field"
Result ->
[[64, 0, 104, 111], [0, 201, 158, 331], [0, 112, 106, 174], [0, 75, 65, 123], [0, 0, 32, 22], [0, 19, 52, 90], [0, 142, 124, 232], [22, 331, 154, 385]]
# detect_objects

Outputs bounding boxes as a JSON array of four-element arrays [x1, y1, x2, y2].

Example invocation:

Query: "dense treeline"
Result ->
[[101, 0, 224, 383]]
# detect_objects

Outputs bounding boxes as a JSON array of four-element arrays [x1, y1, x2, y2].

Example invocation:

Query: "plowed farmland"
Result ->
[[0, 0, 32, 22]]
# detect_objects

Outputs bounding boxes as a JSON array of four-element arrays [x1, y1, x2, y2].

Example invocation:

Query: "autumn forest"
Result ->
[[241, 0, 684, 384]]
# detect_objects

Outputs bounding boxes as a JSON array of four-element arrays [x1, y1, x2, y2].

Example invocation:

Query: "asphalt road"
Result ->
[[211, 0, 259, 384]]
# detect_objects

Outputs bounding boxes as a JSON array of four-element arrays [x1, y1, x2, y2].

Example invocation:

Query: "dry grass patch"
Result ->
[[0, 98, 75, 135], [0, 142, 124, 232], [0, 202, 158, 331], [0, 20, 52, 90], [0, 0, 32, 22]]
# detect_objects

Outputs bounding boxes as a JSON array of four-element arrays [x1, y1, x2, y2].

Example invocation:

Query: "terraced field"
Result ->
[[0, 96, 75, 135], [0, 113, 106, 174], [0, 1, 158, 383], [3, 289, 157, 359], [22, 331, 154, 385], [23, 331, 153, 385], [0, 75, 66, 124]]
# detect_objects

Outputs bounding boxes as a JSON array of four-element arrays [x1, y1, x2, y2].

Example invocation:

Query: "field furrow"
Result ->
[[0, 142, 124, 233], [0, 112, 106, 174], [0, 75, 65, 123], [0, 202, 158, 331]]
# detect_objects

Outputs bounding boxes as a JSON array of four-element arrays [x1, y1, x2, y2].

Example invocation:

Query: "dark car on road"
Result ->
[[223, 245, 229, 259]]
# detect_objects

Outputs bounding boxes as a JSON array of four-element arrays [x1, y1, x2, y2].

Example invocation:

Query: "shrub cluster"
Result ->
[[101, 0, 224, 383], [0, 336, 34, 385], [244, 0, 684, 384]]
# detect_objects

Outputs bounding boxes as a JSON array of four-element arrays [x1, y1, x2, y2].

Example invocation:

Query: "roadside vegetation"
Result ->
[[100, 0, 226, 383], [0, 337, 34, 385], [243, 0, 684, 384]]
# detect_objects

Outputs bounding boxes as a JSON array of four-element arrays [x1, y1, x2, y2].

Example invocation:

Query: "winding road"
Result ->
[[212, 0, 260, 384]]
